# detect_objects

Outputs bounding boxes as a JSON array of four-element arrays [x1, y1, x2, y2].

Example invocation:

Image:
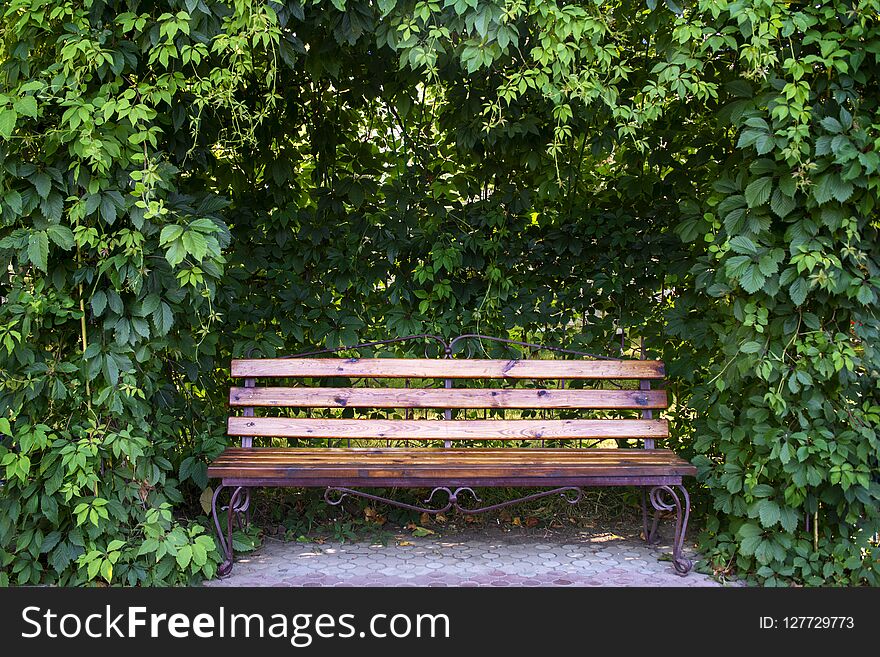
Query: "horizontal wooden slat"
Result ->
[[208, 448, 687, 463], [207, 447, 697, 483], [230, 358, 665, 379], [227, 417, 667, 440], [229, 387, 668, 409]]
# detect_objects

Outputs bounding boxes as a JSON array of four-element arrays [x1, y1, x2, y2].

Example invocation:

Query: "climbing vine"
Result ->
[[0, 0, 877, 586]]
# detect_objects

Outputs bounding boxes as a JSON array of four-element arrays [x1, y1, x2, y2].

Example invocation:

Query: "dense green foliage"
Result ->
[[0, 0, 877, 586]]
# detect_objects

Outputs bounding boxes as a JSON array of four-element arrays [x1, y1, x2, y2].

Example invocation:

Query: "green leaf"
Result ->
[[114, 318, 130, 345], [159, 225, 184, 244], [740, 264, 766, 294], [813, 174, 835, 204], [165, 239, 186, 267], [85, 194, 101, 215], [177, 545, 192, 568], [770, 189, 795, 218], [32, 172, 51, 199], [102, 354, 119, 385], [155, 302, 174, 336], [744, 177, 772, 208], [100, 195, 118, 225], [757, 500, 781, 528], [4, 189, 23, 215], [754, 134, 774, 155], [737, 522, 763, 556], [0, 108, 16, 139], [819, 116, 843, 134], [856, 283, 875, 305], [829, 175, 853, 203], [27, 231, 49, 272], [91, 290, 107, 316], [778, 507, 799, 533], [191, 542, 208, 567], [729, 235, 757, 256], [182, 230, 208, 261], [751, 484, 774, 498], [14, 96, 38, 118], [46, 225, 74, 250], [139, 293, 161, 317], [40, 192, 63, 222], [740, 341, 762, 354], [100, 560, 113, 582], [789, 278, 808, 306], [40, 531, 63, 554], [137, 538, 161, 557]]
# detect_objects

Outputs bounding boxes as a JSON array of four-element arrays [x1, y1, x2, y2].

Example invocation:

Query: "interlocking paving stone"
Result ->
[[204, 526, 736, 588]]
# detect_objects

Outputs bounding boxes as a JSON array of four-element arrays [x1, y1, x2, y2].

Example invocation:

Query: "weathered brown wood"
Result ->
[[226, 417, 668, 440], [207, 447, 697, 480], [230, 358, 665, 380], [229, 387, 668, 409], [207, 448, 694, 466]]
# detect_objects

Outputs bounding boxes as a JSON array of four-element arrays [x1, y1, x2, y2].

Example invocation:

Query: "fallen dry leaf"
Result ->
[[364, 506, 386, 525], [419, 512, 432, 525], [435, 513, 447, 523], [524, 516, 539, 528], [199, 487, 213, 515], [512, 517, 522, 526], [397, 540, 415, 547]]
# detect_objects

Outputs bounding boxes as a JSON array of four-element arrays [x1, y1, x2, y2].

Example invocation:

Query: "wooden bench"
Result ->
[[207, 340, 696, 577]]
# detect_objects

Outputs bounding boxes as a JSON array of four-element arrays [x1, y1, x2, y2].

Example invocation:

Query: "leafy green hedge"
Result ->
[[0, 0, 877, 586]]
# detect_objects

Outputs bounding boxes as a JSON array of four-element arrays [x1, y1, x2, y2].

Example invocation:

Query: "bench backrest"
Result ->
[[227, 357, 668, 450]]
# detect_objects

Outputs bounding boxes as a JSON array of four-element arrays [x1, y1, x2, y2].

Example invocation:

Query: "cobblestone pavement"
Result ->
[[204, 526, 731, 587]]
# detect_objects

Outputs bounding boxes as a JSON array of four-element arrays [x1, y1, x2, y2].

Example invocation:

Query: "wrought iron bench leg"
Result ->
[[640, 487, 662, 546], [647, 484, 693, 575], [212, 485, 250, 577]]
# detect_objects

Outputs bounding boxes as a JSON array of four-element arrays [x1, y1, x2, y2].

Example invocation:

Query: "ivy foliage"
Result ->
[[0, 0, 878, 586]]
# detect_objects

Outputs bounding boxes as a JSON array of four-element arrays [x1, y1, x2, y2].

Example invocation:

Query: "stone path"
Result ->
[[205, 527, 731, 587]]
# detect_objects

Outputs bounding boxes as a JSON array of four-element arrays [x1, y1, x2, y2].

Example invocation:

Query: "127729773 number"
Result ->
[[759, 616, 855, 630]]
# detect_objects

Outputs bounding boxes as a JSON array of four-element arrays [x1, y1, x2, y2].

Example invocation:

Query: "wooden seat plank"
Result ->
[[231, 358, 665, 379], [207, 447, 697, 482], [226, 417, 668, 440], [229, 387, 668, 409]]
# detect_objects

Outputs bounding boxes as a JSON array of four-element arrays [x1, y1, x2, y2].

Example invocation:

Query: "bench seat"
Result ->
[[207, 447, 696, 487]]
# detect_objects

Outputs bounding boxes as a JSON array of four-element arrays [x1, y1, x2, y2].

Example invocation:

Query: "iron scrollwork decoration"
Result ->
[[212, 485, 251, 577], [641, 484, 692, 575], [324, 485, 585, 516]]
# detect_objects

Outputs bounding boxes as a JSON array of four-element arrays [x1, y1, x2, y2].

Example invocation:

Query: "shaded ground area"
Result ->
[[205, 523, 736, 587]]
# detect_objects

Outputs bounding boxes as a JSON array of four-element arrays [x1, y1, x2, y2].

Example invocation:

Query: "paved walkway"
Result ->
[[205, 527, 729, 587]]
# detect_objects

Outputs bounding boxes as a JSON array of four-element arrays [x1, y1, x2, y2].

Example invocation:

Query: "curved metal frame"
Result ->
[[641, 484, 692, 575], [324, 485, 584, 516], [212, 485, 251, 577]]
